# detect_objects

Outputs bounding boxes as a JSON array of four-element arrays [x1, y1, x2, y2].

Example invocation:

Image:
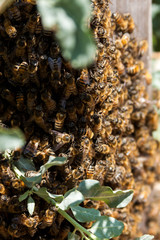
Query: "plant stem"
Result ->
[[57, 207, 98, 240]]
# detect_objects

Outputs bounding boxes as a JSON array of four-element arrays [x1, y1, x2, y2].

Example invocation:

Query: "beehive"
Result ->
[[0, 0, 159, 239]]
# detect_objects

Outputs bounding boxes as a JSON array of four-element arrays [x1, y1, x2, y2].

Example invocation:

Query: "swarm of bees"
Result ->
[[0, 0, 159, 239]]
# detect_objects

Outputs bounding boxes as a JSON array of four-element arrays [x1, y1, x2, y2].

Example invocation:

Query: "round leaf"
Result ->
[[77, 179, 134, 208], [0, 128, 25, 152], [71, 206, 101, 223], [40, 156, 67, 175], [89, 216, 124, 239], [58, 190, 84, 210], [33, 187, 62, 204], [27, 196, 35, 215]]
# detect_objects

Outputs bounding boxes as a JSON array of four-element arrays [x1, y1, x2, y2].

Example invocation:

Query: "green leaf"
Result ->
[[135, 235, 154, 240], [77, 180, 134, 208], [68, 232, 80, 240], [0, 128, 25, 152], [71, 206, 101, 223], [14, 157, 36, 174], [33, 187, 63, 204], [58, 189, 84, 210], [37, 0, 96, 68], [20, 172, 42, 188], [27, 196, 35, 215], [19, 190, 31, 202], [40, 156, 67, 175], [89, 216, 124, 239]]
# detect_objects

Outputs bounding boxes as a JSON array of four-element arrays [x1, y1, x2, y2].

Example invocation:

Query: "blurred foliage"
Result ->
[[152, 1, 160, 51]]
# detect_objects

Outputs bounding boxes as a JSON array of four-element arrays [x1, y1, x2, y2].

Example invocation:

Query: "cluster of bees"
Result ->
[[0, 0, 159, 239]]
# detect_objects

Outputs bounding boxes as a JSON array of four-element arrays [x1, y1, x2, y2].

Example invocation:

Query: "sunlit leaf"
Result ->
[[0, 128, 25, 152], [33, 187, 62, 204], [71, 206, 101, 223], [77, 179, 133, 208], [20, 172, 42, 188], [58, 189, 84, 210], [40, 156, 67, 175], [89, 216, 124, 239], [135, 235, 154, 240], [14, 157, 36, 174], [19, 190, 30, 202], [37, 0, 96, 68], [68, 232, 80, 240], [27, 196, 35, 215]]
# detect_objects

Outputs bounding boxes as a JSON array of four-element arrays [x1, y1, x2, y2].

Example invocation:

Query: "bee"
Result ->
[[28, 58, 40, 87], [8, 4, 21, 21], [146, 108, 158, 131], [34, 106, 47, 131], [1, 106, 14, 123], [40, 209, 56, 229], [95, 144, 110, 154], [0, 216, 9, 239], [8, 223, 24, 238], [105, 155, 116, 182], [103, 120, 112, 136], [107, 135, 117, 148], [11, 179, 25, 191], [80, 92, 95, 112], [67, 105, 77, 122], [41, 90, 56, 114], [115, 33, 130, 49], [54, 112, 66, 131], [77, 69, 90, 93], [112, 12, 128, 31], [23, 136, 40, 158], [19, 61, 29, 81], [1, 88, 16, 106], [0, 183, 7, 195], [38, 54, 49, 79], [138, 40, 148, 58], [16, 90, 25, 111], [0, 43, 9, 65], [27, 88, 37, 114], [112, 166, 126, 185], [57, 225, 70, 240], [55, 132, 73, 145], [3, 18, 17, 38], [63, 72, 77, 99], [127, 64, 140, 75], [81, 137, 94, 160], [86, 165, 95, 179], [48, 57, 61, 80], [141, 69, 152, 85], [123, 13, 135, 33], [11, 115, 21, 128], [25, 0, 37, 4], [26, 13, 39, 34], [92, 114, 102, 137], [74, 98, 85, 116]]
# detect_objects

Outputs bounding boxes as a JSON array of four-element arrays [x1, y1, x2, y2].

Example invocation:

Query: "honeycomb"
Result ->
[[0, 0, 159, 239]]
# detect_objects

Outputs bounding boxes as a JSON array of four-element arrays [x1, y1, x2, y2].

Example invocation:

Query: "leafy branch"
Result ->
[[0, 128, 154, 240]]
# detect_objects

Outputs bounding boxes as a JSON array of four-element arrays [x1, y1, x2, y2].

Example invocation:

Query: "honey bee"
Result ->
[[95, 144, 110, 154], [11, 179, 25, 191], [57, 225, 70, 240], [77, 69, 90, 93], [8, 223, 24, 238], [16, 90, 25, 111], [127, 64, 140, 75], [48, 56, 61, 80], [0, 216, 9, 239], [105, 155, 116, 182], [25, 13, 39, 34], [27, 88, 37, 114], [53, 110, 66, 131], [0, 183, 7, 195], [67, 105, 77, 122], [40, 209, 56, 229], [0, 43, 9, 65], [92, 114, 102, 137], [107, 135, 117, 148], [115, 33, 130, 49], [41, 90, 56, 114], [138, 40, 148, 58], [28, 58, 40, 87], [23, 136, 40, 158], [122, 13, 135, 33], [19, 61, 29, 81], [63, 72, 77, 99], [1, 88, 16, 106], [112, 166, 126, 185], [141, 69, 152, 85], [3, 18, 17, 38], [34, 106, 48, 131], [112, 12, 128, 31], [81, 137, 94, 160], [1, 106, 14, 123], [86, 165, 95, 179], [146, 108, 158, 131], [8, 4, 21, 21]]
